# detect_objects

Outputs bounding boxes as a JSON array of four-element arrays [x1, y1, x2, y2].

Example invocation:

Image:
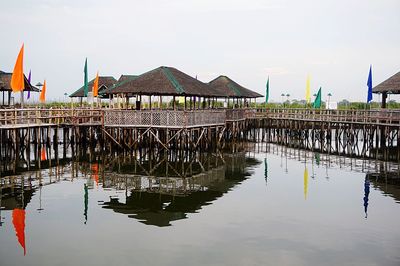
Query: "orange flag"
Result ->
[[39, 80, 46, 103], [93, 71, 99, 97], [12, 209, 26, 256], [10, 44, 25, 92]]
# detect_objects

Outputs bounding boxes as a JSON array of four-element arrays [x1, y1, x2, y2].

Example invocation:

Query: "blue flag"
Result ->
[[367, 65, 372, 103]]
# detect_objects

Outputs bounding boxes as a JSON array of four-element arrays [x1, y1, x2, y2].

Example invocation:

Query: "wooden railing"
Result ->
[[0, 108, 103, 127], [254, 108, 400, 125], [2, 107, 400, 128], [226, 108, 256, 121], [104, 109, 226, 128]]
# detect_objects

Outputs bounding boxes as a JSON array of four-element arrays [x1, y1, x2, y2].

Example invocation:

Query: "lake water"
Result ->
[[1, 143, 399, 266]]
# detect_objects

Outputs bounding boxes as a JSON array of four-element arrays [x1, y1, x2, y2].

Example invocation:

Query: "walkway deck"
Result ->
[[1, 107, 400, 128]]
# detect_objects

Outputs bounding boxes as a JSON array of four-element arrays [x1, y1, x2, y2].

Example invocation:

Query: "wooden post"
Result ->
[[149, 95, 152, 110], [382, 92, 387, 109], [184, 96, 187, 110]]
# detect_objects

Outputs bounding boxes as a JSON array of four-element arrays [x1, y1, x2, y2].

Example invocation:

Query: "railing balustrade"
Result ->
[[255, 108, 400, 125], [0, 108, 103, 127], [1, 107, 400, 128], [104, 109, 226, 128]]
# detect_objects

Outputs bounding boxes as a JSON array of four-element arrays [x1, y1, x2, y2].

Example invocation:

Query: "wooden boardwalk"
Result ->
[[1, 107, 400, 162], [2, 107, 400, 128], [254, 108, 400, 127]]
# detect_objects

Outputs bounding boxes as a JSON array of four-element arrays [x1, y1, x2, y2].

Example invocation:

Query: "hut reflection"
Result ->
[[100, 152, 261, 227]]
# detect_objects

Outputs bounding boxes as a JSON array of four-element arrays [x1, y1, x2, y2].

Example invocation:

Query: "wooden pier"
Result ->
[[1, 107, 400, 171], [250, 108, 400, 160]]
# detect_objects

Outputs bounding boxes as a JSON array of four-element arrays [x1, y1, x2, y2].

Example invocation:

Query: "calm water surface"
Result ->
[[1, 144, 399, 266]]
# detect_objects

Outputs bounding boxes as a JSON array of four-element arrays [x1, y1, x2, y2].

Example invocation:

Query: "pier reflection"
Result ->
[[260, 143, 400, 218], [100, 151, 261, 226], [1, 142, 400, 256]]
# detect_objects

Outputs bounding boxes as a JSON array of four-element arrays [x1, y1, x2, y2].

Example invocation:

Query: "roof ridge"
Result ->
[[162, 67, 185, 94], [70, 77, 96, 97], [104, 75, 139, 94]]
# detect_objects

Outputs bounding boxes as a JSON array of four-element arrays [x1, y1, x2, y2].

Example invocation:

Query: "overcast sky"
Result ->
[[1, 0, 399, 102]]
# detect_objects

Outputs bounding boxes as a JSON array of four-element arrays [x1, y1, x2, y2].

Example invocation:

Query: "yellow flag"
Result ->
[[305, 75, 311, 104], [10, 44, 25, 92], [39, 80, 46, 103], [93, 71, 99, 97], [304, 166, 308, 200]]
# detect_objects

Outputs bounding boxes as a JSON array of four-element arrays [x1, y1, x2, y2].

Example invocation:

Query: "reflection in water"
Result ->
[[12, 209, 26, 255], [304, 166, 308, 200], [84, 184, 88, 224], [315, 153, 320, 166], [1, 143, 400, 264], [41, 147, 46, 161], [264, 158, 268, 187], [366, 169, 400, 204], [101, 153, 261, 227], [363, 178, 370, 218], [91, 163, 99, 187]]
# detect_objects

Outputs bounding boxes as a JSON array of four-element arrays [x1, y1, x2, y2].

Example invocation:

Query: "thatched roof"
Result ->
[[208, 76, 262, 98], [118, 74, 138, 82], [0, 70, 39, 92], [70, 76, 117, 97], [102, 74, 139, 97], [373, 71, 400, 94], [108, 66, 215, 97]]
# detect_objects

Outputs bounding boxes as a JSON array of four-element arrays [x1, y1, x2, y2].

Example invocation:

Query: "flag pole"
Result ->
[[20, 91, 24, 108]]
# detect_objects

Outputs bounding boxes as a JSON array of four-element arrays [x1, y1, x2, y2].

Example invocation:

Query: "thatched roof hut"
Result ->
[[69, 76, 117, 97], [372, 71, 400, 108], [117, 74, 138, 82], [208, 75, 262, 98], [0, 70, 39, 92], [101, 75, 139, 98], [108, 66, 214, 97], [373, 71, 400, 94]]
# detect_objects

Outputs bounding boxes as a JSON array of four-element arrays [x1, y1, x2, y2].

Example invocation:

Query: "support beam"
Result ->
[[381, 92, 387, 109]]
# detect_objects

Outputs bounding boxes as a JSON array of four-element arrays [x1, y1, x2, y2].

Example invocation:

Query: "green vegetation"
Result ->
[[19, 98, 400, 110]]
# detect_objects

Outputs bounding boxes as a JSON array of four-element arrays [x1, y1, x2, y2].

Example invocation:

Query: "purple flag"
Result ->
[[27, 70, 31, 99]]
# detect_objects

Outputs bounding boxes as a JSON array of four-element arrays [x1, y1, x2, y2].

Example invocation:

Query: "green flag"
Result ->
[[313, 87, 322, 108], [84, 58, 88, 97], [265, 77, 269, 104]]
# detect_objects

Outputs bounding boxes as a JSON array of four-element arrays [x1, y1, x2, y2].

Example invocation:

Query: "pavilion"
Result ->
[[105, 66, 218, 110], [208, 75, 263, 107], [69, 76, 117, 103], [0, 70, 39, 106], [372, 71, 400, 108], [105, 66, 263, 110]]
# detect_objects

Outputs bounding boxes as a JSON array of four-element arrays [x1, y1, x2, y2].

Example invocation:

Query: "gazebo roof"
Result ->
[[117, 74, 138, 82], [108, 66, 215, 97], [372, 71, 400, 94], [69, 76, 117, 97], [0, 70, 39, 92], [208, 75, 263, 98]]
